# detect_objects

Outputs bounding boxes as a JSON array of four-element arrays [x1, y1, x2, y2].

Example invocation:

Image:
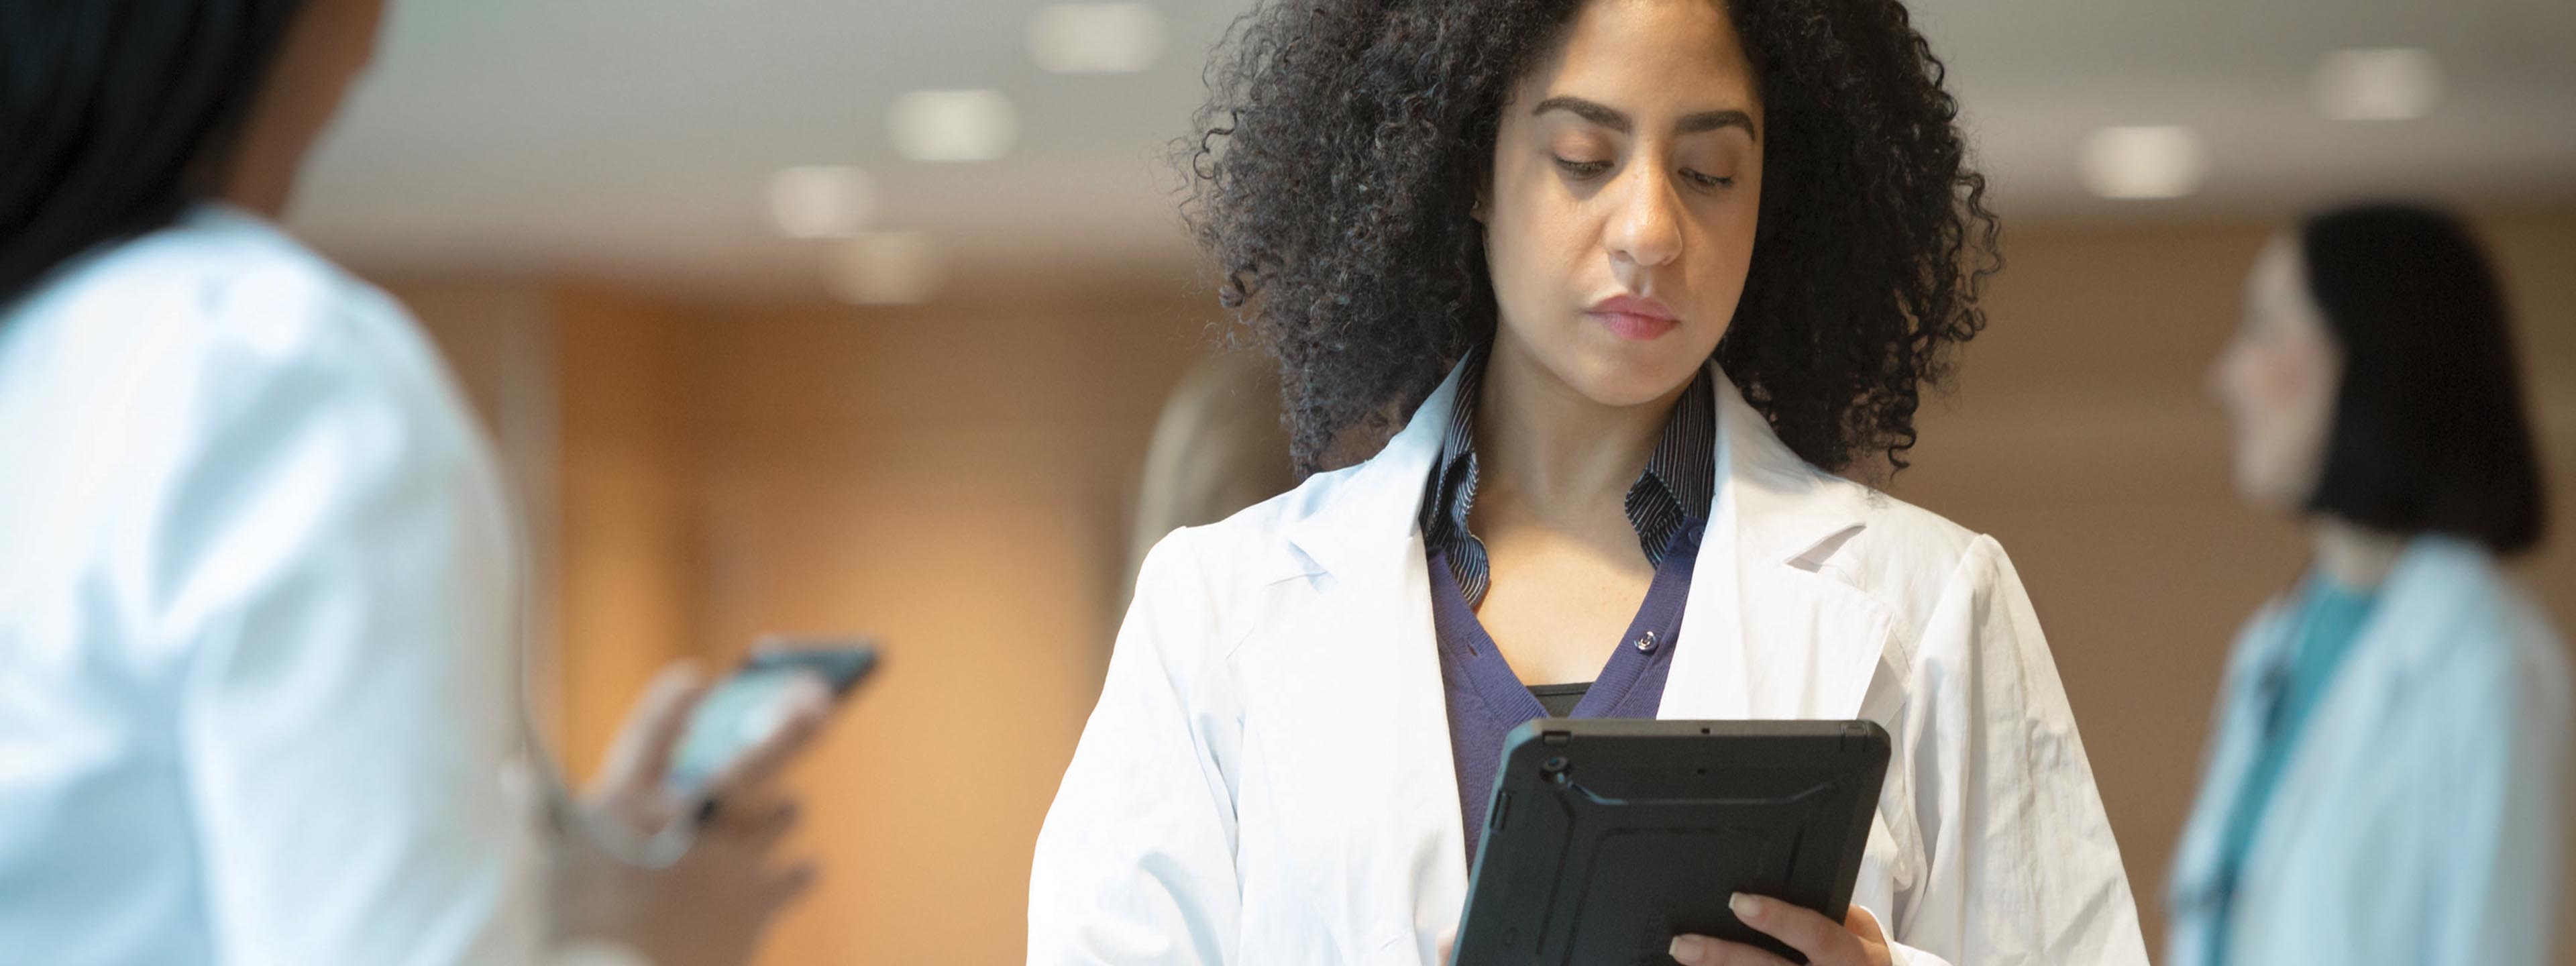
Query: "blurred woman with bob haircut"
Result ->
[[2173, 202, 2570, 966]]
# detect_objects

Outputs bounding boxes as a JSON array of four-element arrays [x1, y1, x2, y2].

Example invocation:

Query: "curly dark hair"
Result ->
[[1183, 0, 2000, 475]]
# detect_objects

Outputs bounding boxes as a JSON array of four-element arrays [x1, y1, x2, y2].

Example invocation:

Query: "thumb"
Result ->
[[1844, 904, 1888, 944], [590, 661, 710, 798]]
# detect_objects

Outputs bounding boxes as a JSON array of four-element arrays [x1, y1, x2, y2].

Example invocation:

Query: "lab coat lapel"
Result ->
[[1270, 360, 1898, 951], [2163, 601, 2292, 957], [1291, 363, 1886, 731], [1661, 370, 1892, 722], [1279, 364, 1472, 950]]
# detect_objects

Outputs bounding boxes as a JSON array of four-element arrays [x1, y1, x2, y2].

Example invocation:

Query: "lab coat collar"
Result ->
[[1704, 373, 1876, 568], [2359, 537, 2504, 669], [1279, 360, 1465, 583], [1283, 355, 1868, 590], [2220, 536, 2503, 693], [1664, 373, 1886, 720]]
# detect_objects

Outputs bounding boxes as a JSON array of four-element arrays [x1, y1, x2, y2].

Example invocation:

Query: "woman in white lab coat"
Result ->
[[2169, 204, 2571, 965], [1030, 1, 2151, 963], [0, 2, 827, 963]]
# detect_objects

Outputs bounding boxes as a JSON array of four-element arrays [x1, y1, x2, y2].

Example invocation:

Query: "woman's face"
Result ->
[[1481, 0, 1764, 408], [2212, 234, 2341, 511]]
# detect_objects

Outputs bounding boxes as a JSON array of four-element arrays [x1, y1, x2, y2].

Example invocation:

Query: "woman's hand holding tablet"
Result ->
[[1667, 896, 1893, 966], [1449, 719, 1891, 966]]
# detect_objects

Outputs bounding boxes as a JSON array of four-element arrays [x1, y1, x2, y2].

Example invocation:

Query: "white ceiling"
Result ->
[[289, 0, 2576, 299]]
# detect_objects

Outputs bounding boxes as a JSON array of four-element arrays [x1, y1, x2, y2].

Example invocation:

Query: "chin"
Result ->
[[2232, 463, 2302, 513], [1560, 343, 1709, 408]]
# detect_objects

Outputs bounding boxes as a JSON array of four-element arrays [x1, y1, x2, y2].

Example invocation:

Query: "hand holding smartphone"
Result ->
[[663, 639, 879, 814]]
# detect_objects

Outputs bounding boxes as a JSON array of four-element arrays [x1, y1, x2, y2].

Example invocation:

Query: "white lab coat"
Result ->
[[0, 206, 543, 964], [2166, 539, 2573, 966], [1030, 359, 2150, 965]]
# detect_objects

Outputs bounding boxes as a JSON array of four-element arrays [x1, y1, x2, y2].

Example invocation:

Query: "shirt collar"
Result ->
[[1419, 345, 1718, 566]]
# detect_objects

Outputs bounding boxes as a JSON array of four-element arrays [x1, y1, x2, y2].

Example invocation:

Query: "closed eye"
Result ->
[[1554, 157, 1612, 178], [1682, 169, 1735, 190]]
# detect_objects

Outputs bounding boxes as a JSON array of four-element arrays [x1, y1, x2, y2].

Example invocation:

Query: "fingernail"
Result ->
[[1730, 892, 1762, 919], [1668, 935, 1707, 961]]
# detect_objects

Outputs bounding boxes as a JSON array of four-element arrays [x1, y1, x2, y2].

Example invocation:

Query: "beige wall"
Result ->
[[675, 286, 1210, 964], [400, 205, 2576, 964]]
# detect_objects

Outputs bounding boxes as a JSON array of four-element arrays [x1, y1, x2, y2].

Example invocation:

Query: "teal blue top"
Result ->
[[2209, 574, 2379, 966]]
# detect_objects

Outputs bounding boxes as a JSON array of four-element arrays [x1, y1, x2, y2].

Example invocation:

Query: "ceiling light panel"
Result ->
[[888, 89, 1019, 163], [2314, 48, 2442, 121], [2080, 125, 2209, 200], [1027, 3, 1167, 74], [823, 231, 941, 305], [767, 166, 878, 239]]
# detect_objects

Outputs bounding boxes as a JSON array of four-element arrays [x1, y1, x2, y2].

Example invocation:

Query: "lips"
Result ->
[[1586, 294, 1680, 341]]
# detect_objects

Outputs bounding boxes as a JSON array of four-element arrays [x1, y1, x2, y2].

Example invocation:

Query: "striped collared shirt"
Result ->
[[1418, 347, 1717, 607]]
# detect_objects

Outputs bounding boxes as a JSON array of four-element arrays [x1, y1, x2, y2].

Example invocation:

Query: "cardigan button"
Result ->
[[1633, 631, 1658, 652]]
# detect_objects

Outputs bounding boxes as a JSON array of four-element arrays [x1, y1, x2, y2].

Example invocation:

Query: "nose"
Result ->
[[1607, 168, 1684, 270]]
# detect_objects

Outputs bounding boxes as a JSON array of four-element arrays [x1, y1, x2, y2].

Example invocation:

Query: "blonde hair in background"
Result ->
[[1122, 350, 1298, 604]]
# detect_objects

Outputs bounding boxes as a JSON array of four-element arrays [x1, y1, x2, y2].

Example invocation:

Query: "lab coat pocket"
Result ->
[[1847, 745, 1922, 930], [1856, 806, 1918, 902]]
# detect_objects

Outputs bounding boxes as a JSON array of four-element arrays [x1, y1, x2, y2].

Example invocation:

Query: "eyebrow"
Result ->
[[1531, 95, 1758, 142]]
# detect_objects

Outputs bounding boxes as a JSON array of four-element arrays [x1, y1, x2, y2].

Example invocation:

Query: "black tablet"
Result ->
[[1449, 718, 1890, 965]]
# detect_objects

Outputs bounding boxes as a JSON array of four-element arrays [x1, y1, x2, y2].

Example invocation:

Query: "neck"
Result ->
[[217, 180, 291, 221], [2310, 517, 2406, 591], [217, 147, 298, 220], [1474, 335, 1686, 518]]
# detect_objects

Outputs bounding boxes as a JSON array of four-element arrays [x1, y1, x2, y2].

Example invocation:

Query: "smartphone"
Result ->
[[665, 639, 878, 801]]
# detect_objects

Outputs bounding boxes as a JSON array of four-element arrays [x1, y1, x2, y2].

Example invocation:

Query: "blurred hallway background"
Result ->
[[290, 1, 2576, 962]]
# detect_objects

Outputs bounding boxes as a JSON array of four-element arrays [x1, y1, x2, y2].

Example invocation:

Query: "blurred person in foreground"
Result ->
[[2168, 203, 2571, 965], [0, 1, 835, 963]]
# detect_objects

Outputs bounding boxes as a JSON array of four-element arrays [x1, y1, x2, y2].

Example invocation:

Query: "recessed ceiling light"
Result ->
[[822, 231, 941, 305], [2314, 48, 2441, 121], [767, 166, 877, 239], [1027, 3, 1167, 74], [2079, 125, 2208, 200], [887, 90, 1018, 163]]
